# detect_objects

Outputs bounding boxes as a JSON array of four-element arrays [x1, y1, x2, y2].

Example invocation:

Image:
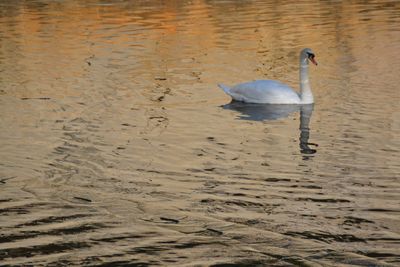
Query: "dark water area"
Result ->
[[1, 0, 400, 266]]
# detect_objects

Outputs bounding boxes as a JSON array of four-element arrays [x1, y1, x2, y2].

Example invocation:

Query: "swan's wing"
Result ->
[[230, 80, 300, 104]]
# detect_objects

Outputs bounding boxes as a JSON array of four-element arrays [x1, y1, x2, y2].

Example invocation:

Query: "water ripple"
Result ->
[[1, 0, 399, 266]]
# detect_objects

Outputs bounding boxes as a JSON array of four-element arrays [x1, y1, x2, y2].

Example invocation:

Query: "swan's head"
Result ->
[[301, 48, 318, 66]]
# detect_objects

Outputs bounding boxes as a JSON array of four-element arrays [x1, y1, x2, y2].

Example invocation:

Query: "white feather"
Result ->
[[218, 48, 316, 104]]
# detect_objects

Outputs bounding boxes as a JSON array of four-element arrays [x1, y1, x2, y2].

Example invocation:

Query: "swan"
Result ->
[[218, 48, 318, 104]]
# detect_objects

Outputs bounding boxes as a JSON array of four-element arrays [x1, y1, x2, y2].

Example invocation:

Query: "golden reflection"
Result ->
[[0, 1, 400, 266]]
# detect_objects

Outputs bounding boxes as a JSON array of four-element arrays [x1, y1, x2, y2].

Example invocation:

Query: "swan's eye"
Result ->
[[307, 52, 315, 59]]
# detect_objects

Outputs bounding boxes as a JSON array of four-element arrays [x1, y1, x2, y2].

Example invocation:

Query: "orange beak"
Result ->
[[309, 57, 318, 66]]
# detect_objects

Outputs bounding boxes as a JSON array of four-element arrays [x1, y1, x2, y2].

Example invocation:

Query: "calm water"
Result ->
[[1, 1, 400, 266]]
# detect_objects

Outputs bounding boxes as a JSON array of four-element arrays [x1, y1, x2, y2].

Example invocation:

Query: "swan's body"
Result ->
[[219, 80, 302, 104], [219, 48, 317, 104]]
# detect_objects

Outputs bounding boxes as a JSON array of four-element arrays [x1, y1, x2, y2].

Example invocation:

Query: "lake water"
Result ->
[[1, 1, 399, 266]]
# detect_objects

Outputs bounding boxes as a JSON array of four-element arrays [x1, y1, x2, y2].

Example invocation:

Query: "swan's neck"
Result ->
[[299, 58, 314, 104]]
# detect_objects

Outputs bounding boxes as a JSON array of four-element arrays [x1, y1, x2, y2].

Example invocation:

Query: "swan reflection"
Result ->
[[222, 102, 317, 155]]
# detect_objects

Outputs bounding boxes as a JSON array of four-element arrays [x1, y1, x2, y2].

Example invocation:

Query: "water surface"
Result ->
[[1, 1, 400, 266]]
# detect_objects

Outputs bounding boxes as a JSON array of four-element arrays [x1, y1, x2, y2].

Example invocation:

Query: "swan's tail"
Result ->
[[218, 83, 231, 95]]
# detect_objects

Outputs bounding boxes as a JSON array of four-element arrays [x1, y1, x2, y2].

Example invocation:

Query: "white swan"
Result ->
[[218, 48, 318, 104]]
